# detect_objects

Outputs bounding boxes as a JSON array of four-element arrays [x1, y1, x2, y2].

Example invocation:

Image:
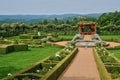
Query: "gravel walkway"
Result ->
[[57, 35, 100, 80], [55, 35, 120, 80], [107, 41, 120, 48], [54, 41, 68, 46]]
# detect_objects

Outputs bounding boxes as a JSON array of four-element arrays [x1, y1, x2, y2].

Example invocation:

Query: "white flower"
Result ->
[[36, 70, 40, 73], [66, 49, 69, 52], [49, 69, 51, 71], [65, 49, 71, 54], [50, 66, 52, 69], [55, 53, 60, 57], [8, 73, 12, 76], [103, 51, 106, 53]]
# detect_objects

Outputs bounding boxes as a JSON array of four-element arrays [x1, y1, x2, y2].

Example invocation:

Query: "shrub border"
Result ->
[[93, 48, 111, 80], [3, 47, 78, 80], [0, 44, 28, 54], [41, 47, 78, 80]]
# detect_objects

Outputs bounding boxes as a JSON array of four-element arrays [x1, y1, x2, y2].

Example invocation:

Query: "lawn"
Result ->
[[58, 35, 73, 40], [6, 36, 20, 40], [100, 35, 120, 42], [0, 45, 63, 79], [5, 35, 74, 41], [108, 49, 120, 59]]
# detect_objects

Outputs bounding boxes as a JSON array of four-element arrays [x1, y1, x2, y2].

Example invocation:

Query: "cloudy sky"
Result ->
[[0, 0, 120, 15]]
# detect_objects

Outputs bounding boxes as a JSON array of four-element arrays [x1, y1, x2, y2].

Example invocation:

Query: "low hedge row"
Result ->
[[42, 47, 78, 80], [3, 47, 78, 80], [0, 44, 28, 54], [13, 44, 28, 51], [20, 34, 46, 39], [106, 45, 120, 50], [0, 40, 13, 44], [93, 48, 111, 80], [95, 47, 120, 79], [102, 38, 120, 43]]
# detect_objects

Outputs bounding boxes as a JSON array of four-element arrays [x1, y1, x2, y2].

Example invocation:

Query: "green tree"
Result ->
[[1, 23, 10, 31]]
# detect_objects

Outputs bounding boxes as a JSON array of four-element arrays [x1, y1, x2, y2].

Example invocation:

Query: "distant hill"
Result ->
[[0, 13, 102, 24]]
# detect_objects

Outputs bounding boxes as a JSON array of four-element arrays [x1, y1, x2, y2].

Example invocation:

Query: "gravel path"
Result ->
[[107, 41, 120, 48], [54, 41, 68, 46], [55, 35, 120, 80], [57, 35, 100, 80], [58, 47, 100, 80]]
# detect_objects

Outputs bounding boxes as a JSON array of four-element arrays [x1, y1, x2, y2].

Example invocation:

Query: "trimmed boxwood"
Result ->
[[94, 47, 120, 79], [13, 44, 28, 51], [3, 47, 78, 80], [0, 45, 14, 54], [20, 34, 46, 39], [0, 46, 7, 54], [41, 47, 78, 80], [0, 40, 12, 44], [93, 48, 111, 80], [0, 44, 28, 54], [19, 34, 32, 39]]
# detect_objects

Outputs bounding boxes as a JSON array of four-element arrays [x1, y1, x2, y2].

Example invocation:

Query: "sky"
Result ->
[[0, 0, 120, 15]]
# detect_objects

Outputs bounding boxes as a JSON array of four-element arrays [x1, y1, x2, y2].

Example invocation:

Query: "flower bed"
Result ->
[[94, 47, 120, 79], [3, 46, 78, 80]]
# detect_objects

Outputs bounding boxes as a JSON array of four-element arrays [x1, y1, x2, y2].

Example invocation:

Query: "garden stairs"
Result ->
[[58, 35, 100, 80]]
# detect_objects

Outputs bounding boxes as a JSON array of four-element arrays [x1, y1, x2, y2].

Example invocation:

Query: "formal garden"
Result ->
[[0, 11, 120, 80]]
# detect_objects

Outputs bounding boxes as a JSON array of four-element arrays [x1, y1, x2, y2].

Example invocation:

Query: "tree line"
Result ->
[[97, 11, 120, 35], [0, 16, 96, 37], [0, 11, 120, 37]]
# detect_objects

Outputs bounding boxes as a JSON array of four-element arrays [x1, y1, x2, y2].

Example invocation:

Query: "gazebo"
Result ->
[[78, 22, 96, 35]]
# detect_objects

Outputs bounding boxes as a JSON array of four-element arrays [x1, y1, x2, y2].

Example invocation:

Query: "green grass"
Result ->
[[5, 35, 74, 41], [6, 36, 19, 40], [100, 35, 120, 42], [0, 45, 63, 79], [58, 35, 73, 40], [108, 49, 120, 59]]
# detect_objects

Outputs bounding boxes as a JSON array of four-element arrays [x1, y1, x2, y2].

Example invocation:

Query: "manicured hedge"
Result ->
[[0, 40, 12, 44], [94, 47, 120, 79], [19, 34, 46, 39], [13, 73, 42, 80], [0, 45, 14, 54], [0, 44, 28, 54], [13, 44, 28, 51], [42, 47, 78, 80], [3, 47, 78, 80], [0, 46, 8, 54], [93, 48, 111, 80]]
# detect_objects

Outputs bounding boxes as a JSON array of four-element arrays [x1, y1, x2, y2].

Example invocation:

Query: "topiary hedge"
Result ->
[[0, 45, 14, 54], [13, 44, 28, 51], [0, 44, 28, 54]]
